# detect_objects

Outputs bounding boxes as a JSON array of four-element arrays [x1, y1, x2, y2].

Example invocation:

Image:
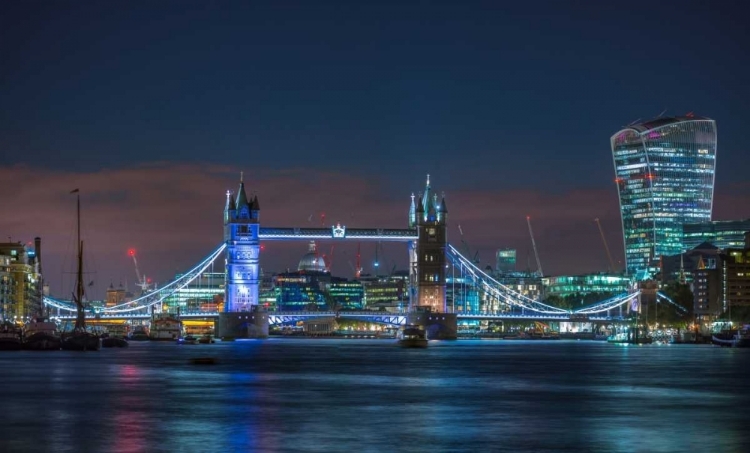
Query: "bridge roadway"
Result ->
[[55, 310, 628, 325]]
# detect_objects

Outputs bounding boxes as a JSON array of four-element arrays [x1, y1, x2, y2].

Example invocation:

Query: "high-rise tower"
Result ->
[[408, 175, 448, 312], [223, 174, 261, 312], [611, 115, 717, 277]]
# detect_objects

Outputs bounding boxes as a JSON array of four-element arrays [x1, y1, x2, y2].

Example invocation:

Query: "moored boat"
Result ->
[[150, 315, 183, 341], [128, 326, 150, 341], [23, 319, 62, 350], [712, 329, 750, 348], [60, 189, 100, 352], [607, 331, 653, 344], [0, 322, 23, 350], [101, 336, 129, 348], [397, 325, 428, 348], [198, 334, 215, 344], [177, 335, 198, 345], [62, 331, 101, 351]]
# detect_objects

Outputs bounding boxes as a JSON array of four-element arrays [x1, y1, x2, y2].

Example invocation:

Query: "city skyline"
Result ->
[[2, 1, 750, 298]]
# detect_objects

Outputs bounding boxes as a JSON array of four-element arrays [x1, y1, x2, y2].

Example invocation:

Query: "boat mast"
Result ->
[[72, 189, 85, 332]]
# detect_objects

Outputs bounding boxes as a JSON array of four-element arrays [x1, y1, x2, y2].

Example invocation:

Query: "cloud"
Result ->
[[2, 162, 749, 300]]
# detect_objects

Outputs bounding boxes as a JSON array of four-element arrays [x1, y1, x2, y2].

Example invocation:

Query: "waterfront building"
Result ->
[[495, 249, 516, 273], [446, 276, 480, 313], [683, 219, 750, 251], [274, 274, 327, 311], [720, 233, 750, 315], [611, 115, 717, 277], [0, 242, 41, 322], [542, 273, 630, 298], [325, 281, 364, 310], [358, 274, 405, 310], [0, 255, 14, 320], [363, 281, 404, 310], [693, 264, 721, 322], [163, 272, 224, 312]]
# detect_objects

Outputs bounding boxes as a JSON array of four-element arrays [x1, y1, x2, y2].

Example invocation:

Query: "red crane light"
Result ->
[[128, 248, 136, 257]]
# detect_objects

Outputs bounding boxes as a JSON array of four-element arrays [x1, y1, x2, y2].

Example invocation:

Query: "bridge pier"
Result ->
[[217, 311, 269, 340], [407, 312, 457, 340]]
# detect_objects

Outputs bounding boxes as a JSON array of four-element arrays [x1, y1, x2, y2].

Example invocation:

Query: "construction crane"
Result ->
[[526, 216, 543, 277], [594, 218, 615, 273], [128, 248, 152, 293], [322, 245, 335, 273], [355, 243, 362, 279], [457, 225, 480, 264]]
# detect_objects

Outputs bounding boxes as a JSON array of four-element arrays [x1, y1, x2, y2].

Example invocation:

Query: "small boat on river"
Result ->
[[712, 329, 750, 348], [397, 325, 428, 348], [0, 322, 23, 350], [23, 319, 62, 350], [101, 336, 129, 348]]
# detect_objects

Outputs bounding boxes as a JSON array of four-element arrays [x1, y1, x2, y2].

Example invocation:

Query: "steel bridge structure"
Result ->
[[43, 239, 688, 325]]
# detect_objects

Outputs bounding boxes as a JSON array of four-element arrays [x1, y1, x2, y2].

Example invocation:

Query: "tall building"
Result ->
[[611, 115, 717, 277], [495, 249, 516, 274], [683, 219, 750, 251]]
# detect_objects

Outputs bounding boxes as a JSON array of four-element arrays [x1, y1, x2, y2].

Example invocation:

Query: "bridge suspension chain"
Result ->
[[104, 244, 226, 313]]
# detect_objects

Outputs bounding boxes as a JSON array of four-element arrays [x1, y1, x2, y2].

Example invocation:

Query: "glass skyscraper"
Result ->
[[611, 115, 717, 277]]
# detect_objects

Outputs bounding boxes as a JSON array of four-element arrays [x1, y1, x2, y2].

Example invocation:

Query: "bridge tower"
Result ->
[[218, 174, 267, 339], [409, 174, 448, 313]]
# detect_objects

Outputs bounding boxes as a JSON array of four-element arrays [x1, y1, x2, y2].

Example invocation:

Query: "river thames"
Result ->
[[0, 339, 747, 453]]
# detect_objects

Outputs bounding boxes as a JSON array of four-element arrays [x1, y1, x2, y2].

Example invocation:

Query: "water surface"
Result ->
[[0, 339, 747, 452]]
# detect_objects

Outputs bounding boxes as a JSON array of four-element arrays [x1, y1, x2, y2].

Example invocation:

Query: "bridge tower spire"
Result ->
[[409, 174, 447, 313], [218, 174, 268, 339], [224, 174, 261, 313]]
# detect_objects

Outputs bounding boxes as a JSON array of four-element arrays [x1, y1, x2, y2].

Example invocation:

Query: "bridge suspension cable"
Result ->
[[446, 244, 568, 314], [656, 291, 688, 314], [572, 291, 641, 315], [104, 244, 226, 313]]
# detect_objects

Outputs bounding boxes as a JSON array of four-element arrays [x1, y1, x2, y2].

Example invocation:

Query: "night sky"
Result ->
[[2, 1, 749, 298]]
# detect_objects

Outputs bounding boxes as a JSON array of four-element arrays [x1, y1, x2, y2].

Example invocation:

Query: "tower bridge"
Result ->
[[43, 174, 655, 339]]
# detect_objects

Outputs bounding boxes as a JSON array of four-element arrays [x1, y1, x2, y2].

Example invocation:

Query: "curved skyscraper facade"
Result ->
[[611, 116, 717, 277]]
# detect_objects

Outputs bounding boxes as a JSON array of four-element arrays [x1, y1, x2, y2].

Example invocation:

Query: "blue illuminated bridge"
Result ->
[[44, 235, 684, 325]]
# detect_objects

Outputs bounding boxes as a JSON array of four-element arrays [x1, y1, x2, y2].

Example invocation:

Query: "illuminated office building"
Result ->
[[611, 115, 717, 277], [683, 219, 750, 251], [163, 272, 224, 312], [542, 273, 631, 298], [495, 249, 516, 274]]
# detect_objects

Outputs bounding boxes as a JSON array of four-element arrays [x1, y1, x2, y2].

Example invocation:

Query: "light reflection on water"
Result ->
[[0, 340, 748, 453]]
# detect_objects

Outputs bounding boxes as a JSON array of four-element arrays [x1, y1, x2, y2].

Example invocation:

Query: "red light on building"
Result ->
[[128, 249, 135, 257]]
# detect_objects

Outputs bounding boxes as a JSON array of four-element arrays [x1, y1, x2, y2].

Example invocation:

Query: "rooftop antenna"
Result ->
[[657, 108, 667, 117]]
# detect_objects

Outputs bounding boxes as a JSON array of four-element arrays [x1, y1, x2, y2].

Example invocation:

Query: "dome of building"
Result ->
[[298, 241, 328, 273]]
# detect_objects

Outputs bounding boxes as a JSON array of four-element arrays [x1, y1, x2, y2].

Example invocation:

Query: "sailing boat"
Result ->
[[61, 189, 100, 351]]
